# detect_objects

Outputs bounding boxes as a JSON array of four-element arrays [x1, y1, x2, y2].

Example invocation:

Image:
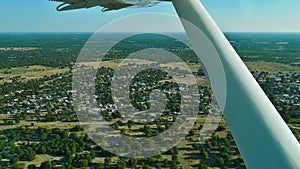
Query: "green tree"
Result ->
[[116, 160, 126, 169], [40, 132, 48, 141], [216, 157, 225, 167], [40, 161, 52, 169], [27, 150, 36, 161], [28, 164, 37, 169], [143, 165, 152, 169], [95, 163, 105, 169], [128, 120, 133, 130], [104, 157, 111, 168], [198, 162, 208, 169], [38, 146, 47, 154], [72, 125, 82, 131], [172, 146, 179, 154], [201, 150, 209, 159], [156, 164, 162, 169], [13, 163, 25, 169], [79, 159, 88, 167], [10, 156, 19, 164]]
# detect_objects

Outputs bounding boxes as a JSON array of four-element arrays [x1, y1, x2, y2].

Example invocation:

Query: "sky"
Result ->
[[0, 0, 300, 32]]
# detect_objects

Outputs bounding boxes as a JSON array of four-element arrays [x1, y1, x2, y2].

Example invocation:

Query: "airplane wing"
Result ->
[[50, 0, 104, 11], [100, 2, 134, 12], [50, 0, 171, 12], [50, 0, 137, 12]]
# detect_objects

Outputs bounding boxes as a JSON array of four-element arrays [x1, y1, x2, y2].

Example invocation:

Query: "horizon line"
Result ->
[[1, 31, 300, 34]]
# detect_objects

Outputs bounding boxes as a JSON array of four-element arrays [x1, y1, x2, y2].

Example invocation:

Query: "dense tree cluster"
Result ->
[[226, 33, 300, 65], [0, 33, 90, 69]]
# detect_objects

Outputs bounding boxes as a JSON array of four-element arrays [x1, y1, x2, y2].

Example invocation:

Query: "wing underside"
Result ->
[[100, 2, 134, 12], [50, 0, 170, 12], [50, 0, 97, 11]]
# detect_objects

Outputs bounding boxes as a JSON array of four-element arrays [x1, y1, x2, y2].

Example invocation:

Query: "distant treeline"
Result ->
[[103, 33, 200, 64], [0, 33, 90, 68], [0, 32, 300, 69], [225, 32, 300, 65]]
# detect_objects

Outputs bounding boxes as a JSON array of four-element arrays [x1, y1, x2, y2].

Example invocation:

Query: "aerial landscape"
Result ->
[[0, 32, 299, 168], [1, 0, 300, 168]]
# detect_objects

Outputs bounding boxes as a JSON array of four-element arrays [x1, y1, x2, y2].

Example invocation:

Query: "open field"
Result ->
[[0, 65, 70, 83], [0, 114, 79, 131], [0, 61, 296, 84], [20, 155, 62, 168], [245, 61, 300, 72], [81, 59, 299, 73], [160, 62, 201, 72], [0, 47, 39, 51], [80, 59, 156, 69], [0, 121, 80, 131], [77, 59, 201, 72]]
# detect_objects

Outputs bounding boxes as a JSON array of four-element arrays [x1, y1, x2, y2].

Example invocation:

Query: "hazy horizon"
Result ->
[[1, 0, 300, 33]]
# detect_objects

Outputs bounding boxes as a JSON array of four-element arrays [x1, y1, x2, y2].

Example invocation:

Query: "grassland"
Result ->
[[0, 65, 69, 83], [93, 59, 299, 73], [245, 61, 300, 72], [0, 114, 79, 131], [20, 155, 62, 168], [0, 47, 39, 51]]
